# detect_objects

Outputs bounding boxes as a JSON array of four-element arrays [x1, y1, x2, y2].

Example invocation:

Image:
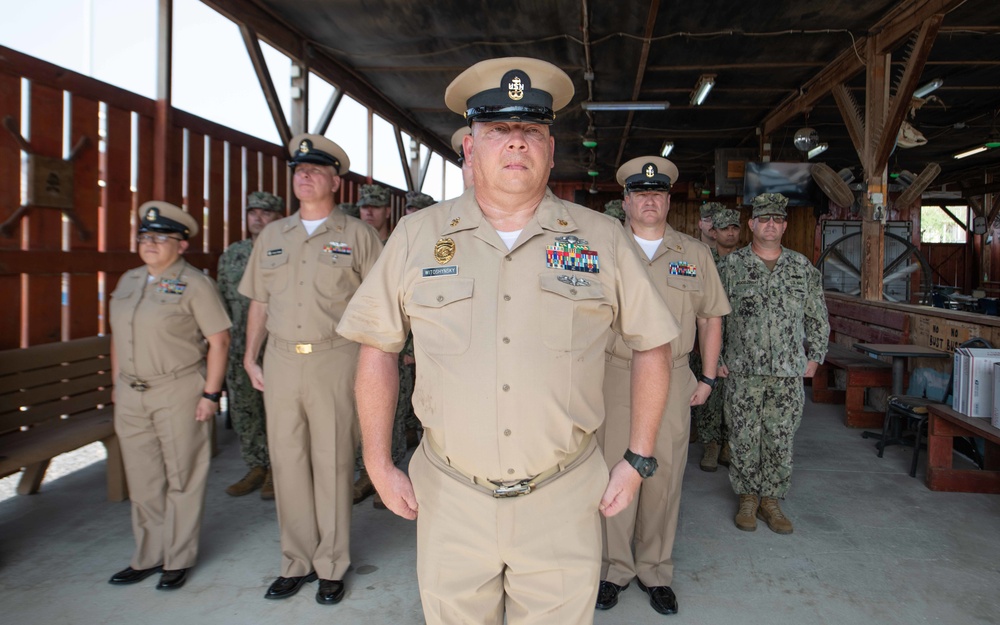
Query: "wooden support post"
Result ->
[[290, 60, 308, 137], [860, 39, 890, 301], [153, 0, 172, 201]]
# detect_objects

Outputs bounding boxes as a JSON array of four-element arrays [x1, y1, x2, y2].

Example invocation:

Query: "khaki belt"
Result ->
[[426, 432, 594, 498], [119, 361, 202, 392], [605, 352, 690, 369], [270, 337, 337, 355]]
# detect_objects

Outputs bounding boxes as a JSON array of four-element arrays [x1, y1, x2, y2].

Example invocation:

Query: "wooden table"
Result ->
[[852, 343, 949, 396], [925, 404, 1000, 493]]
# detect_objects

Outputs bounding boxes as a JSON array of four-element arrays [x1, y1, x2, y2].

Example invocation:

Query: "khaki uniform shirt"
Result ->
[[238, 210, 383, 342], [607, 224, 731, 363], [337, 188, 679, 481], [718, 245, 830, 377], [109, 258, 231, 377]]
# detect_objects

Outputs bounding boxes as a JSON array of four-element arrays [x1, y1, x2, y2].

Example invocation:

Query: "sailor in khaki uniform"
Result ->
[[239, 134, 382, 605], [597, 158, 731, 616], [108, 201, 231, 591], [338, 57, 679, 625]]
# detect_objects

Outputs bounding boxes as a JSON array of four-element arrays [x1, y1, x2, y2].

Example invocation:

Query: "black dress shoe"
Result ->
[[264, 572, 317, 600], [156, 568, 188, 590], [108, 565, 162, 585], [316, 579, 346, 605], [595, 580, 629, 610], [637, 580, 679, 615]]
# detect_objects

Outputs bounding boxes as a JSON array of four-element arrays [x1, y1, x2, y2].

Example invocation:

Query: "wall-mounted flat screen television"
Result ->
[[742, 161, 821, 207]]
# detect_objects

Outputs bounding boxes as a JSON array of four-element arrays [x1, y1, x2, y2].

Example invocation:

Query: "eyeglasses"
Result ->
[[137, 233, 183, 244], [754, 215, 785, 224]]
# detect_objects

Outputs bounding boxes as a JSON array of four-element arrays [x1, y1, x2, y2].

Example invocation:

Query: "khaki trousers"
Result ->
[[598, 359, 696, 587], [410, 437, 608, 625], [263, 339, 358, 580], [115, 370, 211, 570]]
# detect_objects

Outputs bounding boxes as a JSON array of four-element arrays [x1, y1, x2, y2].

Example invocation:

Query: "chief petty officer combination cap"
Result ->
[[138, 200, 199, 239], [700, 201, 725, 220], [405, 191, 435, 210], [751, 192, 789, 218], [357, 184, 390, 208], [445, 56, 575, 125], [712, 208, 741, 229], [615, 156, 680, 193], [451, 127, 472, 162], [247, 191, 284, 213], [287, 132, 351, 176]]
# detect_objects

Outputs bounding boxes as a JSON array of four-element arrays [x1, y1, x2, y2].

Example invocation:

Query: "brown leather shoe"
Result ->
[[353, 469, 375, 504], [734, 494, 758, 532], [260, 469, 275, 500], [226, 466, 266, 497], [758, 497, 794, 534]]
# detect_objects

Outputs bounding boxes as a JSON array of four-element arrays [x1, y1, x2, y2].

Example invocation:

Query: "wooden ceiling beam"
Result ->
[[832, 84, 865, 159], [614, 0, 660, 170], [240, 23, 292, 146]]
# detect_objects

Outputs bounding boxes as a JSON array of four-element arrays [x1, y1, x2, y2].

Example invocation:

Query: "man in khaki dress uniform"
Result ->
[[597, 158, 731, 616], [239, 134, 383, 605], [451, 127, 473, 190], [338, 57, 679, 625]]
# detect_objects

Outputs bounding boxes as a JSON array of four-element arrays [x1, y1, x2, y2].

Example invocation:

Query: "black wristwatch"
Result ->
[[699, 375, 716, 388], [623, 449, 658, 478], [202, 391, 222, 402]]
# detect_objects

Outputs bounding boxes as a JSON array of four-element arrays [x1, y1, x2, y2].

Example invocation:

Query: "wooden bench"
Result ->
[[0, 336, 127, 501], [812, 296, 910, 428], [925, 404, 1000, 493]]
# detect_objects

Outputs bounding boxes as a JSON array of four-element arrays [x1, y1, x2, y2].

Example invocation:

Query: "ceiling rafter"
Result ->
[[614, 0, 660, 170]]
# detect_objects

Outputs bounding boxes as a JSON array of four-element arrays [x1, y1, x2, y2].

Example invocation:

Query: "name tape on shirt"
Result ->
[[266, 248, 283, 256], [157, 279, 187, 295], [546, 235, 600, 274], [669, 261, 697, 277], [422, 265, 459, 278], [324, 242, 353, 255]]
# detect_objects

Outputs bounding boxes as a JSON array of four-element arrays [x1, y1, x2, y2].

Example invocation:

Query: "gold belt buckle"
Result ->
[[295, 343, 313, 354]]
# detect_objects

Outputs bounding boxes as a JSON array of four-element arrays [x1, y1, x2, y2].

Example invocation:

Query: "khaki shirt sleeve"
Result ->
[[189, 273, 232, 337], [237, 231, 270, 303], [696, 250, 732, 319], [336, 222, 410, 353], [612, 224, 680, 352]]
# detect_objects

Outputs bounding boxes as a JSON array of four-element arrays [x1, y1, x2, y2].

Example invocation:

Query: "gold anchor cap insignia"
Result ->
[[299, 140, 311, 154], [435, 237, 456, 264], [645, 164, 656, 178], [147, 207, 158, 221], [508, 75, 524, 101]]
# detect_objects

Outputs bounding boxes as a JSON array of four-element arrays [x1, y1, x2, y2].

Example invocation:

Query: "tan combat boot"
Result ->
[[734, 494, 758, 531], [260, 469, 275, 500], [718, 442, 731, 467], [758, 497, 794, 534], [700, 441, 720, 472], [226, 466, 267, 497], [353, 469, 375, 504]]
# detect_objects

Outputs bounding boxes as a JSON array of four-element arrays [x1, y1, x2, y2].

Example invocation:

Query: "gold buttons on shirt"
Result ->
[[503, 295, 511, 301], [503, 337, 510, 344], [437, 295, 444, 302], [504, 429, 512, 436], [502, 384, 510, 391], [507, 469, 515, 475]]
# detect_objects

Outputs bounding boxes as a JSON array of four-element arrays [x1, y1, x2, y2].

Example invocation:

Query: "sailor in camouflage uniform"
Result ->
[[717, 193, 829, 534], [217, 191, 285, 498], [604, 199, 626, 224]]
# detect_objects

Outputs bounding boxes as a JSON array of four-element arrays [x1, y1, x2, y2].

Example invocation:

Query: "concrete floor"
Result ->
[[1, 397, 998, 625]]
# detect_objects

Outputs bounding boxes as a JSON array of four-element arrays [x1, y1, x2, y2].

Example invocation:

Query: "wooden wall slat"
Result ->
[[207, 138, 226, 251], [0, 71, 22, 349], [187, 131, 206, 254], [261, 153, 274, 196], [275, 158, 288, 215], [166, 126, 184, 207], [68, 94, 100, 339], [245, 148, 259, 210], [103, 106, 133, 252], [0, 250, 220, 276], [227, 144, 244, 244]]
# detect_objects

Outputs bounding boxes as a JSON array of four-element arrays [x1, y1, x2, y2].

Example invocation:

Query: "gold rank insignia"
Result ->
[[508, 75, 524, 101], [645, 164, 656, 178], [450, 218, 460, 227], [435, 237, 456, 264], [558, 219, 568, 226], [147, 207, 158, 221], [299, 140, 310, 154]]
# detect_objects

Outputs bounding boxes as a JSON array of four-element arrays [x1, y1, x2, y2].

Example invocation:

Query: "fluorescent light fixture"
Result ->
[[953, 145, 988, 159], [660, 141, 674, 158], [690, 74, 716, 106], [807, 143, 828, 159], [581, 101, 670, 112], [913, 78, 944, 99]]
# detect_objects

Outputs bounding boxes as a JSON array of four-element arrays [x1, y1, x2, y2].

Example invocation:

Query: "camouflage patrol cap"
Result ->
[[751, 192, 789, 218], [357, 184, 390, 208], [247, 191, 284, 213], [604, 199, 625, 222], [700, 201, 725, 220], [712, 208, 741, 229], [405, 191, 435, 210], [338, 202, 359, 218]]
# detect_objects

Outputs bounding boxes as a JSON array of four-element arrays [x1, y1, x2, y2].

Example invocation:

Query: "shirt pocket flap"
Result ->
[[110, 277, 140, 299], [665, 275, 703, 292], [411, 278, 475, 308], [539, 273, 603, 301], [261, 253, 290, 270]]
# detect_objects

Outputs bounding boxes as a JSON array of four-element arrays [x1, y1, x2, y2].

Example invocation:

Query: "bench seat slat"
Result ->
[[0, 371, 113, 413], [0, 357, 112, 396], [0, 407, 115, 477], [0, 388, 113, 433], [0, 336, 110, 376]]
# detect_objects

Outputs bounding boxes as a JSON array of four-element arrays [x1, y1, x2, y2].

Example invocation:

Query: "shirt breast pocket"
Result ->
[[260, 253, 290, 295], [316, 251, 355, 299], [410, 278, 475, 355], [538, 273, 605, 352]]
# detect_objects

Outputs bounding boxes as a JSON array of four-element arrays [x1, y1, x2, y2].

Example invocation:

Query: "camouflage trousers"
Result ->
[[355, 357, 413, 470], [225, 356, 269, 469], [724, 374, 803, 499], [690, 351, 726, 443]]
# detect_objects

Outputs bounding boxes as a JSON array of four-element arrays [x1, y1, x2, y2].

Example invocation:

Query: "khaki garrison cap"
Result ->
[[751, 193, 789, 218], [138, 201, 199, 239], [287, 133, 350, 175], [700, 201, 725, 220], [445, 57, 575, 125], [616, 156, 679, 193], [451, 127, 472, 162], [712, 208, 741, 229]]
